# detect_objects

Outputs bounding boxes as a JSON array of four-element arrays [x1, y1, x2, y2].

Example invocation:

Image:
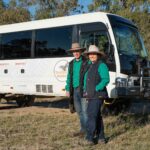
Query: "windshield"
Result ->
[[113, 24, 148, 58]]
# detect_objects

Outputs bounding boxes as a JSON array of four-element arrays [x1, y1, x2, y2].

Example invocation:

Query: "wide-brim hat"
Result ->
[[84, 45, 105, 56], [68, 43, 86, 52]]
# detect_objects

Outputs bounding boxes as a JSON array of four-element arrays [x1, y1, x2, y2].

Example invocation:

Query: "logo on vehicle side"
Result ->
[[54, 60, 69, 82]]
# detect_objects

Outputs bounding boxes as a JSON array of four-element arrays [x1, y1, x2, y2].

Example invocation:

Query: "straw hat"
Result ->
[[68, 42, 86, 52], [84, 45, 105, 56]]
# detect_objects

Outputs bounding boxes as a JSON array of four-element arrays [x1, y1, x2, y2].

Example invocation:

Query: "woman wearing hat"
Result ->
[[82, 45, 110, 145]]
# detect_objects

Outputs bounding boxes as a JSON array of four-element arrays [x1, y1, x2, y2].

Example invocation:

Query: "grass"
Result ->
[[0, 107, 150, 150]]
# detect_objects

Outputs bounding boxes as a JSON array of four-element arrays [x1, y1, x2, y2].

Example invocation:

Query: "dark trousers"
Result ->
[[86, 98, 105, 141]]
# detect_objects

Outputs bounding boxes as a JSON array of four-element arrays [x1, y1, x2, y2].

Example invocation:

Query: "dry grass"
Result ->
[[0, 103, 150, 150]]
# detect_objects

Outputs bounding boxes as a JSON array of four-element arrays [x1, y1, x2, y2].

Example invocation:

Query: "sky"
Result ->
[[79, 0, 93, 12], [3, 0, 9, 4]]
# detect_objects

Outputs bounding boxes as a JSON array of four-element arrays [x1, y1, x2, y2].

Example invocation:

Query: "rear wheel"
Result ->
[[16, 95, 35, 107], [0, 94, 5, 103]]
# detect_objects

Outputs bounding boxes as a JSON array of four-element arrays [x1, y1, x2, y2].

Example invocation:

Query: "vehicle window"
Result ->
[[113, 25, 147, 57], [112, 24, 148, 75], [0, 31, 32, 59], [79, 23, 109, 53], [35, 26, 72, 57]]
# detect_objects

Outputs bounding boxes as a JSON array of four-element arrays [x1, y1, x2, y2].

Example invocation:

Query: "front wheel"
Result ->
[[16, 95, 35, 107], [101, 98, 131, 115]]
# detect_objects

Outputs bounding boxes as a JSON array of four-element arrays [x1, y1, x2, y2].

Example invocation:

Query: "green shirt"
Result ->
[[84, 60, 110, 91], [65, 57, 82, 91]]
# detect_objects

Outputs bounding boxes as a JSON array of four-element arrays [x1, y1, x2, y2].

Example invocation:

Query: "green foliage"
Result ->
[[0, 8, 31, 25], [13, 0, 81, 20], [0, 0, 31, 25], [17, 0, 36, 7], [0, 0, 5, 14], [88, 0, 150, 13], [88, 0, 111, 12], [34, 0, 79, 19]]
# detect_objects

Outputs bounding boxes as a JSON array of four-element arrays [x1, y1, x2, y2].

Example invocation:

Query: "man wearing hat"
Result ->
[[82, 45, 110, 145], [65, 42, 88, 137]]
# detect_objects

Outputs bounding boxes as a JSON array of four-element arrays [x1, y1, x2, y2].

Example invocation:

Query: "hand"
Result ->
[[69, 104, 75, 113], [83, 91, 87, 98], [66, 91, 70, 97]]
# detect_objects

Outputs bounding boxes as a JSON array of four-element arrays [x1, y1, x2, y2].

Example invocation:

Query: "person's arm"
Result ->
[[83, 72, 87, 91], [65, 64, 75, 113], [96, 63, 110, 91], [83, 61, 91, 91], [65, 65, 70, 96]]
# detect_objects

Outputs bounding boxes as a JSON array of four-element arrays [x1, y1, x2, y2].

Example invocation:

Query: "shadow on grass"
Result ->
[[33, 98, 69, 109], [0, 105, 18, 110], [0, 97, 69, 110], [106, 113, 150, 141]]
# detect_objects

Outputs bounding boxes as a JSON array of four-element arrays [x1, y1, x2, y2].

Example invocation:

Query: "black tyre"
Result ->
[[101, 98, 131, 115], [16, 95, 35, 107]]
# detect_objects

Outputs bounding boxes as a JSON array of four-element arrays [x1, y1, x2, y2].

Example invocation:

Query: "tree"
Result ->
[[16, 0, 80, 20], [0, 8, 31, 25], [0, 0, 31, 25], [88, 0, 111, 12], [88, 0, 150, 13], [0, 0, 5, 14], [34, 0, 80, 19]]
